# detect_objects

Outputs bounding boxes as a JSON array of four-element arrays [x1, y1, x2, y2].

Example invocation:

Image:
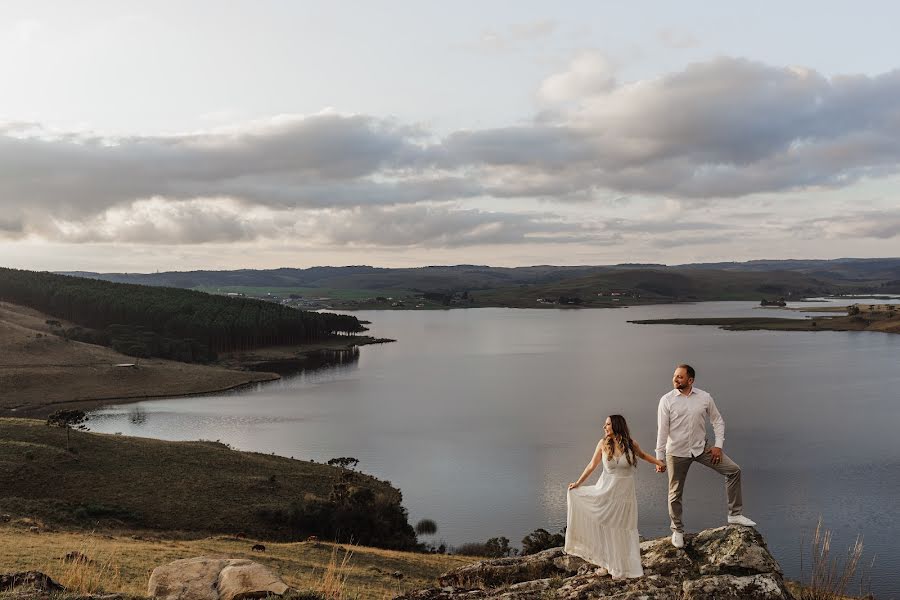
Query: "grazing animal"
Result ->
[[390, 571, 404, 580], [306, 535, 318, 542], [235, 532, 247, 539], [251, 544, 266, 552]]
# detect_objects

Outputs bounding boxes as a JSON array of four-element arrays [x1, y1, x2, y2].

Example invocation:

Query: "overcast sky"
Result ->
[[2, 1, 899, 272]]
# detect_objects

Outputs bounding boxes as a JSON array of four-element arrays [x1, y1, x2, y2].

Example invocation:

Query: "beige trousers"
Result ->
[[666, 446, 743, 533]]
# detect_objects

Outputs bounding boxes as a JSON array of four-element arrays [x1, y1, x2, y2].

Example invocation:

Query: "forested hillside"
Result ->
[[0, 268, 364, 362]]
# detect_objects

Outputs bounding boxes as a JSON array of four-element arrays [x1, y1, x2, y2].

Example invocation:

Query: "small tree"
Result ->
[[521, 527, 566, 555], [484, 536, 512, 557], [46, 409, 87, 452], [327, 457, 360, 470]]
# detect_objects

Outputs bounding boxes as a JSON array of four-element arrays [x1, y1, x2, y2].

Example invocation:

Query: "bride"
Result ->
[[565, 414, 665, 578]]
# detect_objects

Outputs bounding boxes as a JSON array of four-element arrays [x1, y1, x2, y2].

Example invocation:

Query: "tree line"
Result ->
[[0, 268, 365, 361]]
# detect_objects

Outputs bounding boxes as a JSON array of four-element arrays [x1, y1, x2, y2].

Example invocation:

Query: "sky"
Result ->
[[1, 1, 899, 272]]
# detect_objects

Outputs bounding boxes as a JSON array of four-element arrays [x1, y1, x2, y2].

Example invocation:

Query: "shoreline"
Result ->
[[628, 304, 900, 335], [3, 335, 394, 419]]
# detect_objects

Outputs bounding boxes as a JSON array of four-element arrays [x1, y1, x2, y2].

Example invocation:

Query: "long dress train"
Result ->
[[564, 452, 643, 578]]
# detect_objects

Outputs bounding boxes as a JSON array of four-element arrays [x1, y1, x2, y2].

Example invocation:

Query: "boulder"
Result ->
[[396, 525, 793, 600], [0, 571, 65, 593], [148, 557, 290, 600]]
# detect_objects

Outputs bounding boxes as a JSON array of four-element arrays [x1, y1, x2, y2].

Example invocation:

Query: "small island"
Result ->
[[629, 303, 900, 334]]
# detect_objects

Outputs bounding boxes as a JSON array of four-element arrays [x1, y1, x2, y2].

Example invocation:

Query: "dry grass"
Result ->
[[797, 519, 871, 600], [0, 526, 475, 600]]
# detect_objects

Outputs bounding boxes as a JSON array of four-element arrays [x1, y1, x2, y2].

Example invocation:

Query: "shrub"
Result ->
[[521, 528, 565, 555]]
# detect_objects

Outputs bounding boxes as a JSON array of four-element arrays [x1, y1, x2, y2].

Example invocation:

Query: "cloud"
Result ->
[[537, 51, 615, 105], [797, 210, 900, 239], [315, 204, 618, 248], [41, 197, 281, 244], [35, 196, 628, 248], [5, 56, 900, 250], [441, 57, 900, 199]]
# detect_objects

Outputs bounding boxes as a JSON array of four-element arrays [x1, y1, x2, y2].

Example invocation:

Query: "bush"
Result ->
[[454, 536, 512, 558], [255, 480, 417, 550], [521, 528, 565, 555]]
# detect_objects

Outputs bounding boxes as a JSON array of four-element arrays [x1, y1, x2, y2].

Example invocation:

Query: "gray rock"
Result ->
[[396, 525, 794, 600], [691, 526, 782, 576], [0, 571, 65, 593], [148, 557, 290, 600], [682, 573, 792, 600]]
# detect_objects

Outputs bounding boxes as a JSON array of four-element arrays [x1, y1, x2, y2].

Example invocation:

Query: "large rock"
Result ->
[[148, 557, 290, 600], [0, 571, 65, 593], [397, 525, 793, 600]]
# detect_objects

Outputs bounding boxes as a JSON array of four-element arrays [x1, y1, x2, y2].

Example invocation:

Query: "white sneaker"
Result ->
[[671, 531, 684, 548], [728, 514, 757, 527]]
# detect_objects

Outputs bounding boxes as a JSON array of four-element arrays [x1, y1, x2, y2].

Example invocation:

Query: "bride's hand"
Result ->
[[568, 482, 580, 490]]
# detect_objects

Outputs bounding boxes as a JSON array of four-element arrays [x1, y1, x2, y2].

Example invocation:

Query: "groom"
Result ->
[[655, 364, 756, 548]]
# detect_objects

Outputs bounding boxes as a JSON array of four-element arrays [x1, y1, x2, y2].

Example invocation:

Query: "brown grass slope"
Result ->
[[0, 526, 475, 599], [0, 301, 277, 418], [0, 418, 401, 541]]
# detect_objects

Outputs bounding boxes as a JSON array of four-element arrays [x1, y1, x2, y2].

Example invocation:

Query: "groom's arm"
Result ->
[[708, 394, 725, 450], [655, 396, 669, 462]]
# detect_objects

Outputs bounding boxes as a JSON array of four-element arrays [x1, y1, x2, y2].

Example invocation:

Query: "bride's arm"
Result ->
[[569, 439, 604, 489], [633, 441, 665, 468]]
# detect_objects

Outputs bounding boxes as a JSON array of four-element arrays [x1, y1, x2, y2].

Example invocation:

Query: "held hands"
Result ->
[[568, 482, 581, 490], [655, 464, 666, 473], [709, 447, 722, 465]]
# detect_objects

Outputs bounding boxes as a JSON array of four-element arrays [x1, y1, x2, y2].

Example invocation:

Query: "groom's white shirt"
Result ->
[[655, 387, 725, 461]]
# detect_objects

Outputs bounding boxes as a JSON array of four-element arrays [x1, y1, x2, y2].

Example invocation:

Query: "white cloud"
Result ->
[[5, 56, 900, 253], [537, 51, 615, 105]]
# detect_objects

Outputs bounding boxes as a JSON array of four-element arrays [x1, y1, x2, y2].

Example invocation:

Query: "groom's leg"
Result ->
[[696, 449, 743, 516], [666, 455, 693, 532]]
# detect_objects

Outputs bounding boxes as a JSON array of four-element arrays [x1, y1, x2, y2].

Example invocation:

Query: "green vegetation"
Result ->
[[68, 259, 900, 311], [0, 418, 416, 549], [0, 268, 365, 362]]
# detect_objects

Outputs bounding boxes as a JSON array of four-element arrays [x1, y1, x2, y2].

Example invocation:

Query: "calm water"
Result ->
[[85, 301, 900, 597]]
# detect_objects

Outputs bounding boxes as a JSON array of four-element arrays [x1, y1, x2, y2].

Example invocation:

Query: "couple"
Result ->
[[564, 364, 756, 578]]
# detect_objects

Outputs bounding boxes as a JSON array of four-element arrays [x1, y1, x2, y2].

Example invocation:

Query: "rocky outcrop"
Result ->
[[148, 557, 291, 600], [0, 571, 65, 593], [396, 526, 793, 600]]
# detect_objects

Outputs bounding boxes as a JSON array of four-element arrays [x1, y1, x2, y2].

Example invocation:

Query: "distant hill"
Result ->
[[60, 258, 900, 307], [1, 268, 365, 362]]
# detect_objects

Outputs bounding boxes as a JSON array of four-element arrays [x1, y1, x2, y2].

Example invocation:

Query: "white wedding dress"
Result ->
[[565, 452, 644, 578]]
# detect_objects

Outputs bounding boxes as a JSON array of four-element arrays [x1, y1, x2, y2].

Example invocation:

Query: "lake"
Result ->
[[85, 300, 900, 597]]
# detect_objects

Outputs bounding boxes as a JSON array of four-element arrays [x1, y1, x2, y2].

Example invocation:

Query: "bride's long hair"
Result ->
[[604, 414, 637, 467]]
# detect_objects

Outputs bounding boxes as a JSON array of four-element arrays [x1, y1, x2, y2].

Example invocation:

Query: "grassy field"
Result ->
[[0, 526, 475, 599], [0, 419, 476, 599], [0, 418, 407, 541]]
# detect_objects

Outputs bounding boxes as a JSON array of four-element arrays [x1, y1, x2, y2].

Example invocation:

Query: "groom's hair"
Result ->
[[677, 364, 696, 379]]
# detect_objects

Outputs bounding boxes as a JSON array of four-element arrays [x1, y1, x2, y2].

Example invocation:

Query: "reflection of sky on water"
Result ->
[[85, 303, 900, 597]]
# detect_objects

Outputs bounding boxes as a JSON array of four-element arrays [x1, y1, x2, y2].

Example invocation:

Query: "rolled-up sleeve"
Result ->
[[656, 396, 670, 461]]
